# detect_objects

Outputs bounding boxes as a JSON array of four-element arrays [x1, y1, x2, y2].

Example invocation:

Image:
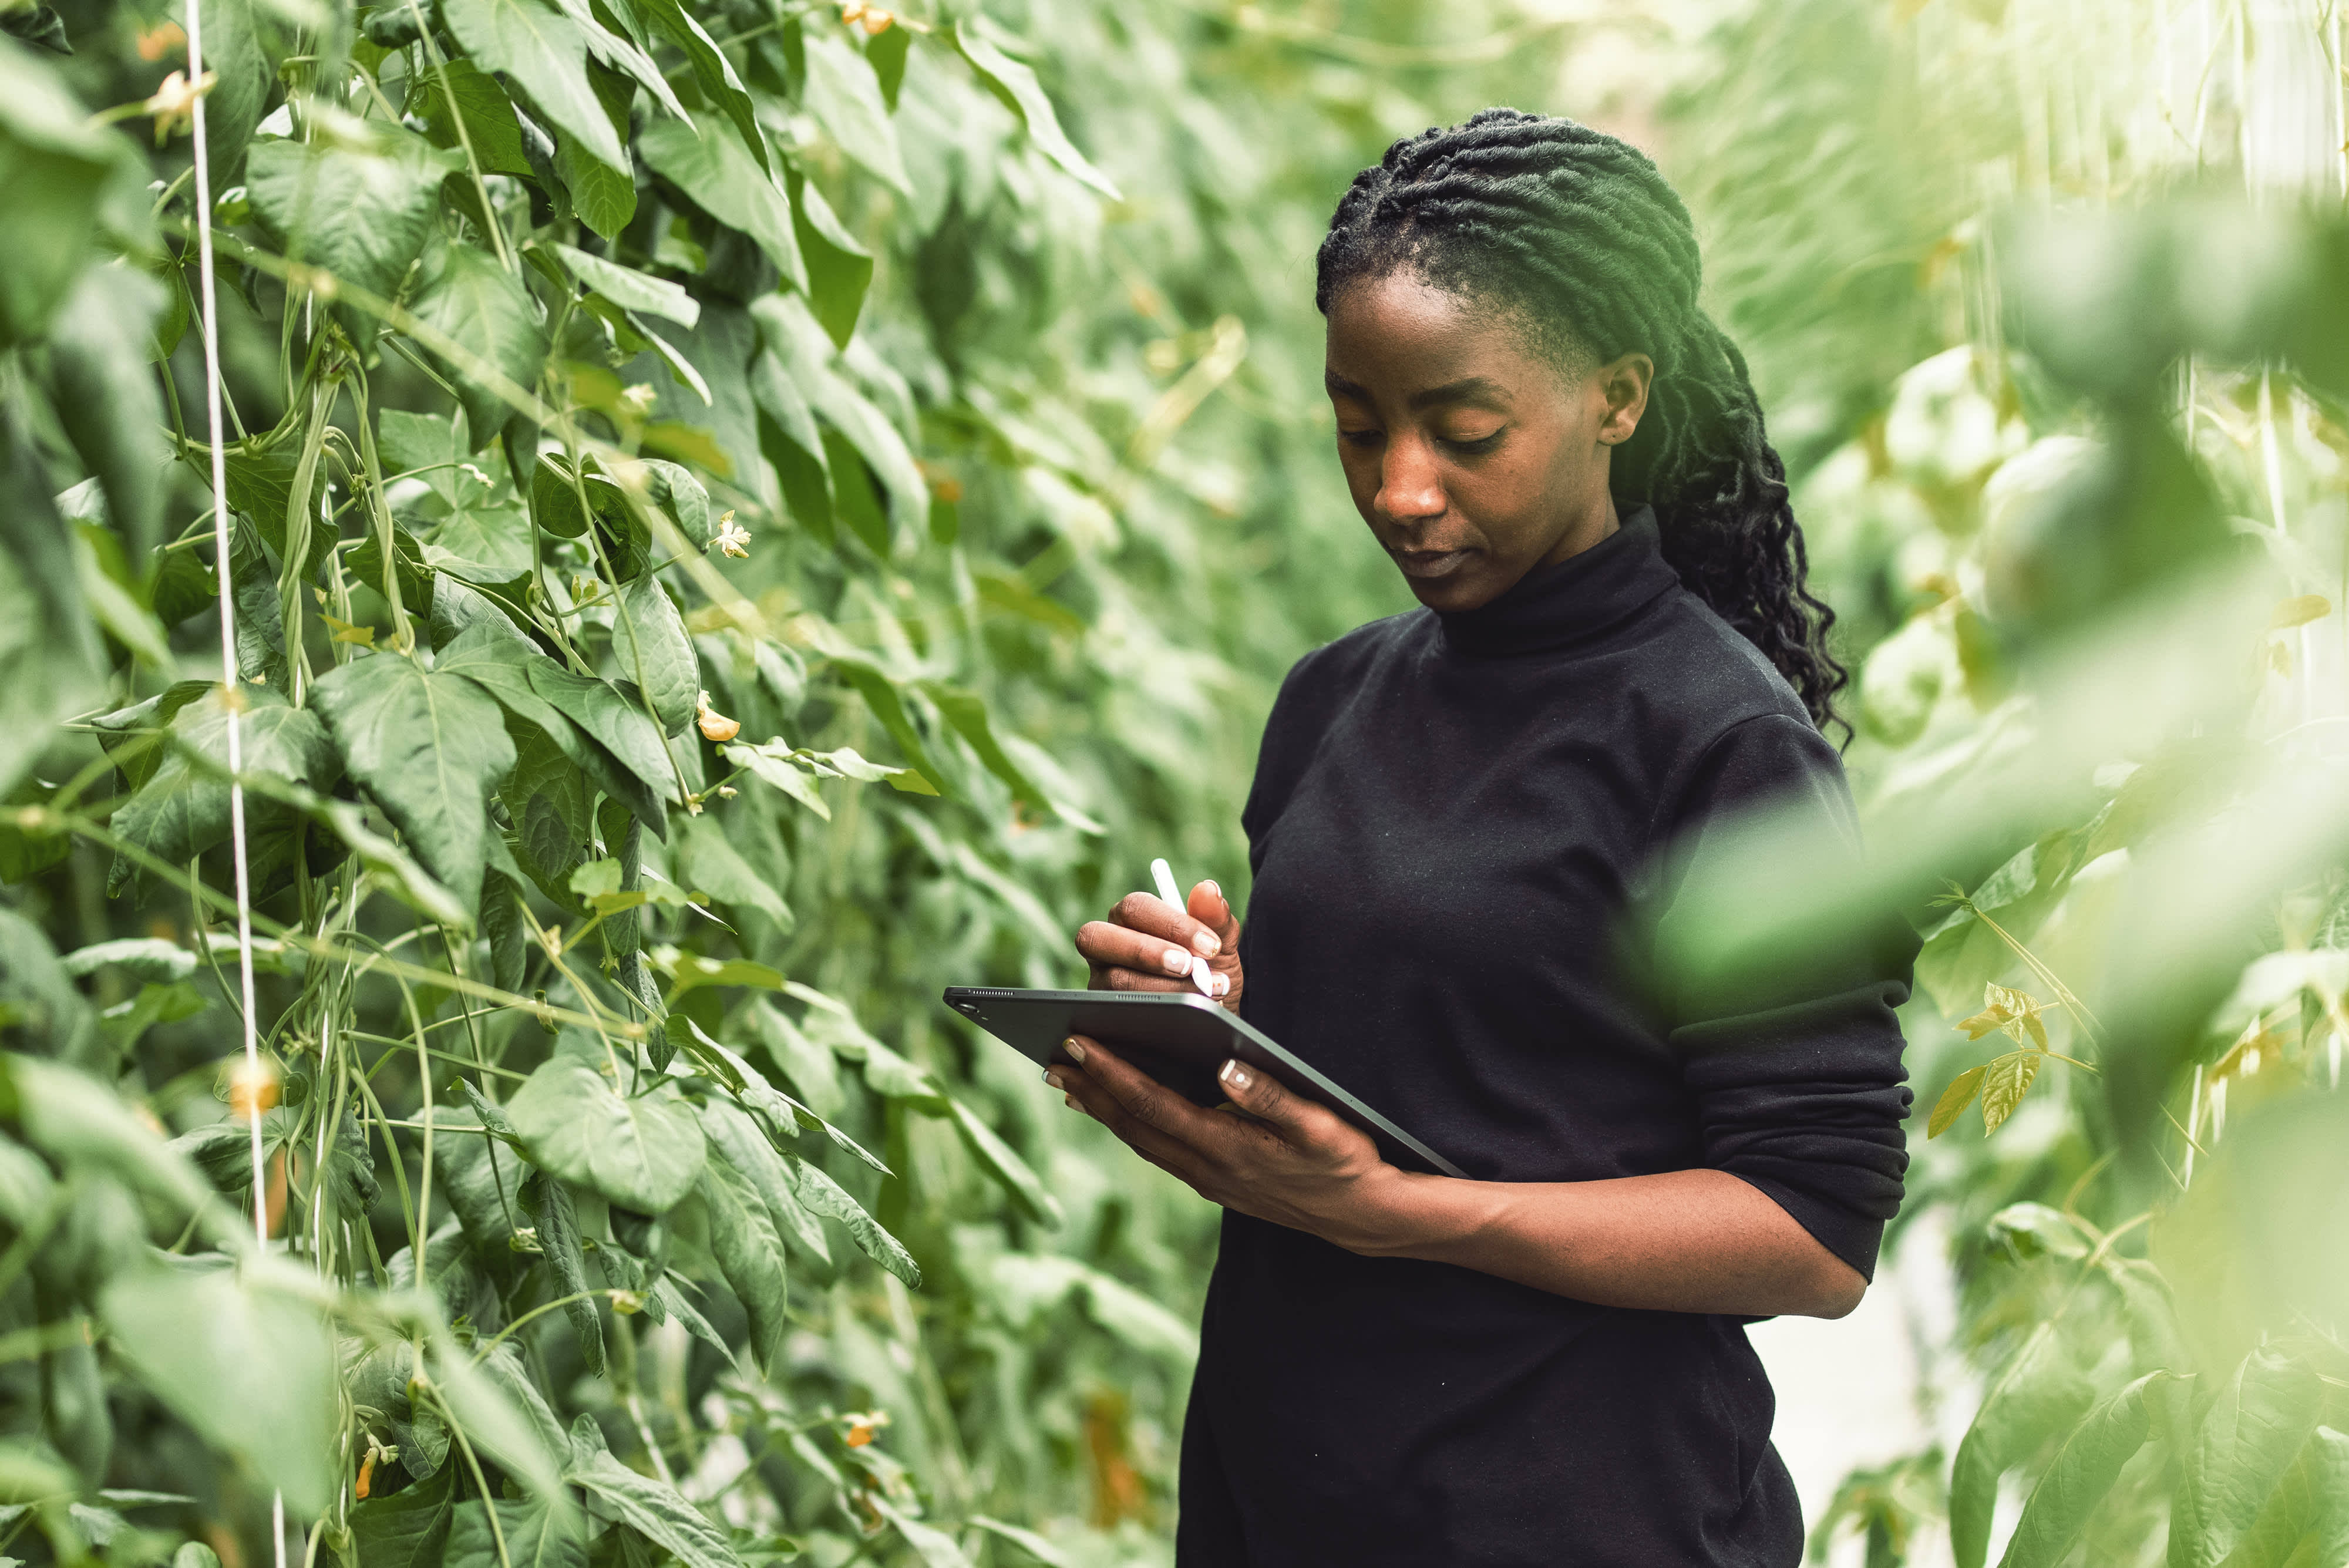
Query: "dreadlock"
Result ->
[[1316, 108, 1846, 732]]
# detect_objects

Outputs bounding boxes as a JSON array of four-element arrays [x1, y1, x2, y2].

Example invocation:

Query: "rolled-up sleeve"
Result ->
[[1655, 714, 1917, 1281]]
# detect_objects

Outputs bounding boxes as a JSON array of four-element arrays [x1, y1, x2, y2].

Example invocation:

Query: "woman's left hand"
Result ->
[[1047, 1035, 1411, 1252]]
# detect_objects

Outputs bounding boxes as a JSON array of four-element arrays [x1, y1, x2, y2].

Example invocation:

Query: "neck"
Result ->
[[1536, 487, 1622, 571]]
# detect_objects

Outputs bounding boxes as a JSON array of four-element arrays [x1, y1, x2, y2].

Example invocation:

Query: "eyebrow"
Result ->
[[1322, 372, 1513, 411]]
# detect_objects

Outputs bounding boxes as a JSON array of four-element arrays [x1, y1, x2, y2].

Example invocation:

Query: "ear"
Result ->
[[1596, 352, 1653, 446]]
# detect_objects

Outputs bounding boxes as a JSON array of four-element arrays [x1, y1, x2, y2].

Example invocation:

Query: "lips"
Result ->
[[1391, 547, 1473, 580]]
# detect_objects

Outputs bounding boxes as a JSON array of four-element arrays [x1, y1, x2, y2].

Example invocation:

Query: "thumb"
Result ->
[[1216, 1057, 1317, 1139], [1188, 879, 1237, 943]]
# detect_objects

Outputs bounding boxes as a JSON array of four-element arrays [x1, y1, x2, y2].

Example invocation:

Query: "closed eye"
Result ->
[[1338, 428, 1384, 449], [1443, 430, 1504, 455]]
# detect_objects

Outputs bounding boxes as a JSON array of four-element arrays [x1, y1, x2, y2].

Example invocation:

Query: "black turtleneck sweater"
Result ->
[[1177, 511, 1915, 1567]]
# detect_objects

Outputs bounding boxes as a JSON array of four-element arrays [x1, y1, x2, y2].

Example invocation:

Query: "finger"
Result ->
[[1069, 1036, 1239, 1150], [1213, 1058, 1355, 1149], [1088, 964, 1194, 995], [1187, 879, 1240, 947], [1106, 890, 1226, 962], [1076, 918, 1200, 980], [1049, 1055, 1217, 1180]]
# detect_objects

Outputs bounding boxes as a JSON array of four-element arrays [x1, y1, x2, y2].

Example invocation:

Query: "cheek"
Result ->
[[1334, 445, 1381, 502]]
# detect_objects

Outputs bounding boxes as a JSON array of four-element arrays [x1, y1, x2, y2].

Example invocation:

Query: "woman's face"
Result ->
[[1324, 270, 1652, 613]]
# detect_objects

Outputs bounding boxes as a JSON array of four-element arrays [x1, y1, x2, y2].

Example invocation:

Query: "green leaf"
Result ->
[[439, 623, 669, 832], [784, 1153, 919, 1287], [430, 504, 536, 578], [1997, 1371, 2174, 1568], [968, 1517, 1073, 1568], [443, 0, 628, 172], [800, 28, 909, 194], [1979, 1051, 2040, 1134], [866, 23, 910, 109], [830, 657, 948, 793], [697, 1129, 789, 1371], [348, 1457, 456, 1568], [626, 0, 768, 175], [807, 381, 925, 547], [1076, 1266, 1199, 1361], [945, 1098, 1062, 1229], [974, 570, 1085, 635], [312, 651, 517, 916], [1950, 1322, 2099, 1568], [869, 1497, 971, 1568], [194, 0, 267, 181], [694, 1062, 837, 1249], [954, 19, 1120, 199], [110, 685, 338, 881], [677, 814, 789, 924], [59, 938, 194, 984], [2172, 1345, 2323, 1568], [426, 1332, 573, 1512], [664, 955, 783, 1000], [550, 58, 638, 239], [1928, 1065, 1986, 1138], [638, 114, 807, 292], [406, 58, 534, 177], [613, 573, 698, 735], [43, 267, 169, 557], [520, 1172, 604, 1373], [506, 1055, 708, 1212], [381, 406, 471, 502], [545, 241, 699, 327], [245, 128, 459, 300], [529, 452, 627, 541], [539, 0, 689, 123], [917, 682, 1050, 807], [723, 740, 830, 819], [561, 1416, 739, 1568], [523, 657, 680, 831], [349, 521, 437, 625], [0, 47, 117, 345], [788, 174, 871, 350], [449, 1496, 586, 1568], [100, 1261, 337, 1516], [2311, 1427, 2349, 1568], [408, 234, 547, 446]]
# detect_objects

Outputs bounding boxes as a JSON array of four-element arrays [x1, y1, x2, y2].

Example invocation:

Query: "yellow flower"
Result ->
[[713, 511, 751, 558], [696, 690, 741, 743], [144, 69, 217, 144], [843, 1409, 890, 1447], [840, 0, 893, 32]]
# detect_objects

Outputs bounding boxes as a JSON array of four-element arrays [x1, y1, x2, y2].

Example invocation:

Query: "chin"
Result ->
[[1402, 567, 1505, 613]]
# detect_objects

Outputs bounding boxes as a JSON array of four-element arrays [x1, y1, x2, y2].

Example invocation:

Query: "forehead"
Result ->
[[1323, 271, 1559, 396]]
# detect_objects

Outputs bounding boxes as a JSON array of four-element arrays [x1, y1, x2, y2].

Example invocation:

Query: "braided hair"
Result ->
[[1317, 108, 1846, 732]]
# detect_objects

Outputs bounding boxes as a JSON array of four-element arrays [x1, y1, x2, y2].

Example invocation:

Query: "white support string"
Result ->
[[183, 4, 290, 1564]]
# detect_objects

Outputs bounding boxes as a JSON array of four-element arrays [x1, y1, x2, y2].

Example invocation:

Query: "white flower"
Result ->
[[712, 511, 751, 558]]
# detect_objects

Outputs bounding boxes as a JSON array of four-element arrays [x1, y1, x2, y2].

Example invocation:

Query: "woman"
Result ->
[[1059, 110, 1913, 1567]]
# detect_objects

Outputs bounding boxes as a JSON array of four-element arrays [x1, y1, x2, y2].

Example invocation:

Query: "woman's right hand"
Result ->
[[1075, 880, 1244, 1011]]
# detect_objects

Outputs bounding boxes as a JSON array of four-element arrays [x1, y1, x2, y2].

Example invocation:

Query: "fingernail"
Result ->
[[1064, 1094, 1081, 1111], [1220, 1059, 1250, 1091], [1163, 947, 1192, 975], [1192, 929, 1221, 957], [1064, 1037, 1087, 1064], [1205, 879, 1223, 900], [1044, 1072, 1064, 1091], [1211, 973, 1230, 998]]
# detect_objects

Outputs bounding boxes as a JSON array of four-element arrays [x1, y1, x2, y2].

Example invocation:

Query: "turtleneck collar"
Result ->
[[1432, 506, 1677, 658]]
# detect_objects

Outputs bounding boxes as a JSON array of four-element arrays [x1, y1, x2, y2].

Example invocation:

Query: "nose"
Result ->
[[1375, 434, 1446, 525]]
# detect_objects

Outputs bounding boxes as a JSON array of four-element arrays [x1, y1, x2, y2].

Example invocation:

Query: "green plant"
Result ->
[[0, 0, 1569, 1562]]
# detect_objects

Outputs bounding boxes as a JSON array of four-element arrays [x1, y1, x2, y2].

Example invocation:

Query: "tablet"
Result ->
[[941, 987, 1467, 1179]]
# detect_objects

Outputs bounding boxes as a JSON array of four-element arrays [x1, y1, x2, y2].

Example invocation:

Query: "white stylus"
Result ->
[[1150, 857, 1217, 998]]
